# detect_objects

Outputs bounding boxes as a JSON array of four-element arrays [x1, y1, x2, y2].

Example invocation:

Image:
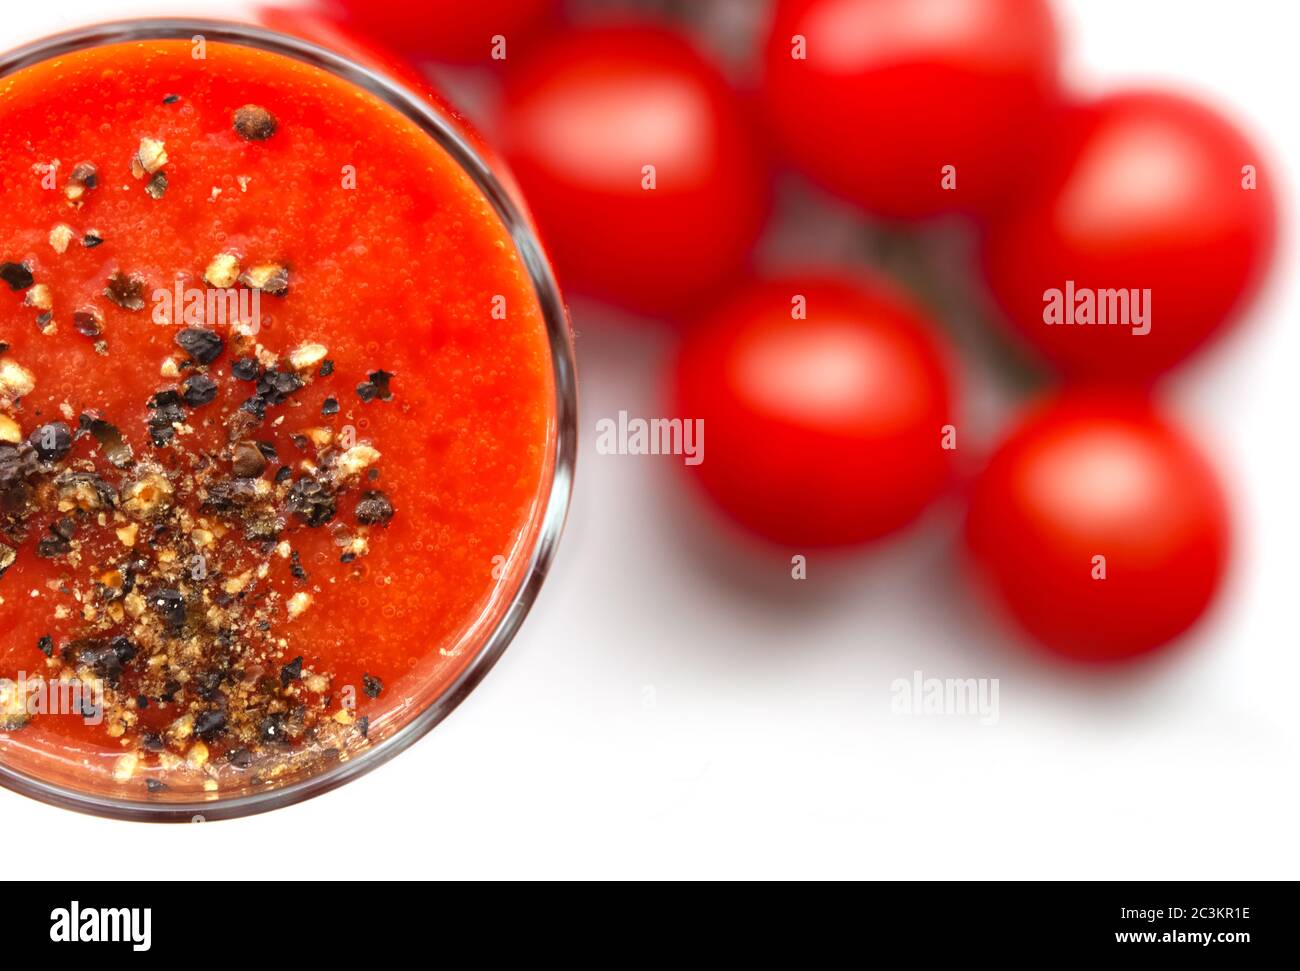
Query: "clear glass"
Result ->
[[0, 19, 577, 821]]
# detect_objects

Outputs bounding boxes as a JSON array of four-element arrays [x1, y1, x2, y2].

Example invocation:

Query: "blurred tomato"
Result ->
[[964, 393, 1230, 663], [261, 6, 447, 101], [498, 24, 769, 314], [318, 0, 556, 62], [259, 6, 543, 222], [672, 275, 956, 547], [762, 0, 1060, 220], [982, 91, 1277, 383]]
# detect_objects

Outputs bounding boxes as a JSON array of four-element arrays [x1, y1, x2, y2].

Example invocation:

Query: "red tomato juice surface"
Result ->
[[0, 39, 554, 796]]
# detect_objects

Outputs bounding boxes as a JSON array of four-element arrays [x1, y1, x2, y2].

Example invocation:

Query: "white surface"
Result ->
[[1, 0, 1297, 879]]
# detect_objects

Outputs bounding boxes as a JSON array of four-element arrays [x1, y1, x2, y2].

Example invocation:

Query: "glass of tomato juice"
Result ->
[[0, 19, 575, 820]]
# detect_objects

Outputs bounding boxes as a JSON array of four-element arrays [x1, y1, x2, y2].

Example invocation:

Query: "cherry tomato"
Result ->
[[259, 6, 539, 218], [762, 0, 1060, 220], [964, 393, 1230, 663], [981, 91, 1277, 383], [672, 275, 956, 547], [318, 0, 556, 62], [261, 7, 449, 105], [498, 24, 769, 314]]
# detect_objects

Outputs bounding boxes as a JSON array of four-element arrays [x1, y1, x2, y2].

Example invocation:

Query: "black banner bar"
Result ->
[[0, 880, 1283, 957]]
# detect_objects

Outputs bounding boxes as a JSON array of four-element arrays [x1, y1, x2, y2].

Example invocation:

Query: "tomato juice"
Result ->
[[0, 33, 559, 803]]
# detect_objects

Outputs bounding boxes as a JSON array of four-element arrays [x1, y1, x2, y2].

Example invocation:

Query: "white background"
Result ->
[[1, 0, 1296, 879]]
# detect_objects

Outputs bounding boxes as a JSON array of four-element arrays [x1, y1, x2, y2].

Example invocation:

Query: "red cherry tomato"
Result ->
[[982, 91, 1277, 383], [498, 24, 769, 314], [762, 0, 1060, 220], [260, 7, 449, 106], [964, 394, 1230, 663], [672, 275, 956, 547], [318, 0, 556, 62], [259, 6, 541, 221]]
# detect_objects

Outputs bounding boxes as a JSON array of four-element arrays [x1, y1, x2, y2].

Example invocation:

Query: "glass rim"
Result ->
[[0, 17, 577, 822]]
